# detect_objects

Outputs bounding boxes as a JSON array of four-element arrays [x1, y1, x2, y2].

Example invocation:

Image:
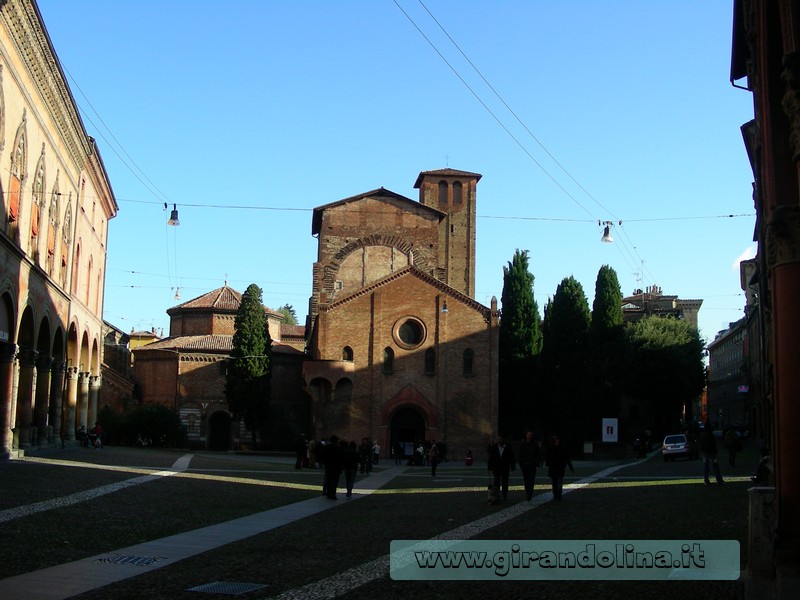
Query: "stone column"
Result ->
[[88, 374, 101, 428], [48, 361, 66, 445], [34, 354, 53, 447], [0, 341, 17, 460], [14, 347, 38, 450], [773, 48, 800, 560], [748, 486, 776, 576], [77, 372, 90, 431], [64, 367, 78, 441]]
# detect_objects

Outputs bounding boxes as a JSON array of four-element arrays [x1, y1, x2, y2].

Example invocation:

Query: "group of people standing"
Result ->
[[294, 434, 383, 499], [487, 431, 573, 502]]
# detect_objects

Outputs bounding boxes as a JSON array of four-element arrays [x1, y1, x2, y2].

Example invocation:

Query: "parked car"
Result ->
[[661, 433, 697, 461]]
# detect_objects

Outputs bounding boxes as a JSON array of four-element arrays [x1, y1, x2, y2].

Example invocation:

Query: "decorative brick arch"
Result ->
[[322, 234, 432, 298], [380, 384, 438, 430]]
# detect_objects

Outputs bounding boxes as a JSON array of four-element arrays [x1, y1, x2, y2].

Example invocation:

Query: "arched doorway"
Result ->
[[390, 406, 426, 462], [208, 411, 231, 451]]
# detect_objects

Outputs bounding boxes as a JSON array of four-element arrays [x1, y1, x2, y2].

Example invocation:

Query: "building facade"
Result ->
[[0, 0, 117, 458], [303, 169, 499, 459], [706, 317, 748, 430], [621, 285, 703, 329], [131, 286, 307, 450], [731, 0, 800, 571]]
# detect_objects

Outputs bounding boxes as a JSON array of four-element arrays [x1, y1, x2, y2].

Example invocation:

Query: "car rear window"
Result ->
[[664, 435, 686, 444]]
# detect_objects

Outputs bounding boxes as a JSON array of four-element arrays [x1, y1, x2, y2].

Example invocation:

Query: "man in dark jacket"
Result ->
[[487, 434, 516, 501], [700, 423, 724, 485], [518, 430, 542, 501], [324, 435, 343, 499], [546, 436, 574, 501]]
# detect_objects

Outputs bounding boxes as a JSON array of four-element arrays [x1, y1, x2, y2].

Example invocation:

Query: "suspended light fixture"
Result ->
[[599, 220, 615, 243], [167, 203, 180, 226], [441, 300, 448, 313]]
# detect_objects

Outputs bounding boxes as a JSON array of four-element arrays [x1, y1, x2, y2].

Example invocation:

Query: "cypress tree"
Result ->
[[225, 284, 272, 449], [499, 249, 542, 436], [540, 276, 591, 443]]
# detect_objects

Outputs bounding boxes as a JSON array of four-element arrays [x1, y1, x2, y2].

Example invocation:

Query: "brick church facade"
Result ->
[[303, 168, 499, 459], [125, 168, 498, 456]]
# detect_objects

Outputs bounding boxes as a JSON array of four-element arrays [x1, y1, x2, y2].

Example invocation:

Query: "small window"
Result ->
[[424, 348, 436, 374], [342, 346, 353, 361], [453, 181, 463, 204], [438, 180, 448, 204], [463, 349, 474, 376], [383, 347, 394, 374]]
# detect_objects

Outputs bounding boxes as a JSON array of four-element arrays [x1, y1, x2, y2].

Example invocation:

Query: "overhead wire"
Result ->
[[396, 0, 686, 291], [415, 0, 619, 222], [393, 0, 596, 219]]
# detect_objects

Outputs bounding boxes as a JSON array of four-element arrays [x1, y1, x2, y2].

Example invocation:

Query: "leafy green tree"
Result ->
[[539, 276, 591, 442], [624, 315, 705, 436], [225, 284, 272, 449], [277, 304, 298, 326], [499, 249, 542, 436]]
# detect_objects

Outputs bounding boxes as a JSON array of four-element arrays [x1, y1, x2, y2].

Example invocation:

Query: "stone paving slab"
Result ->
[[0, 459, 403, 600]]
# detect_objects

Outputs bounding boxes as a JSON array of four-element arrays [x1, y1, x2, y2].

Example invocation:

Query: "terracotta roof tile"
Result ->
[[413, 168, 482, 187], [167, 285, 283, 317], [175, 286, 242, 311], [131, 335, 301, 355], [281, 325, 306, 338], [135, 335, 233, 353]]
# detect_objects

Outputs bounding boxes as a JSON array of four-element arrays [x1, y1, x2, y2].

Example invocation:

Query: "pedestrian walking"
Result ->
[[295, 433, 307, 469], [546, 436, 573, 501], [700, 423, 724, 485], [519, 430, 542, 501], [724, 427, 742, 467], [487, 434, 516, 501], [324, 435, 343, 499], [342, 440, 360, 497], [429, 440, 440, 477], [307, 438, 317, 469], [372, 440, 381, 464], [393, 441, 404, 465]]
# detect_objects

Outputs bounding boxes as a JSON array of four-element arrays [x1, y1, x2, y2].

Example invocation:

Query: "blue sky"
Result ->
[[37, 1, 755, 343]]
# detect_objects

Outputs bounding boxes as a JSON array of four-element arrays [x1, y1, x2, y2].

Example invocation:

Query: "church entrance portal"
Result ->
[[208, 411, 231, 451], [390, 406, 425, 462]]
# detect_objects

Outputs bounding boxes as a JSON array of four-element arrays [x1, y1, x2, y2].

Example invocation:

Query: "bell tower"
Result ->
[[414, 168, 481, 298]]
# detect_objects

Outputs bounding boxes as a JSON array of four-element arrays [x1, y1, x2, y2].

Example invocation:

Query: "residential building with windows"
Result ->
[[0, 0, 118, 457]]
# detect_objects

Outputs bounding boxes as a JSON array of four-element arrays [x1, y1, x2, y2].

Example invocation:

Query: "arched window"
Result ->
[[8, 114, 27, 242], [463, 348, 474, 376], [453, 181, 463, 204], [61, 198, 72, 289], [424, 348, 436, 374], [342, 346, 353, 361], [71, 242, 80, 296], [30, 150, 45, 260], [47, 181, 60, 276], [438, 180, 448, 205], [86, 255, 93, 305], [383, 347, 394, 374]]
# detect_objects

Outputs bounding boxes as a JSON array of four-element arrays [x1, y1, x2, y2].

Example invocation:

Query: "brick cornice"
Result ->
[[1, 0, 91, 167]]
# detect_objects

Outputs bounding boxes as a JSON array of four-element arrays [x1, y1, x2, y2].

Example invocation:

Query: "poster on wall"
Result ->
[[602, 418, 618, 443]]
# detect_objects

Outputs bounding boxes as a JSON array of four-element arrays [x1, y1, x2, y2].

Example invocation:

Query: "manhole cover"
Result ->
[[187, 581, 269, 595], [94, 554, 166, 567]]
